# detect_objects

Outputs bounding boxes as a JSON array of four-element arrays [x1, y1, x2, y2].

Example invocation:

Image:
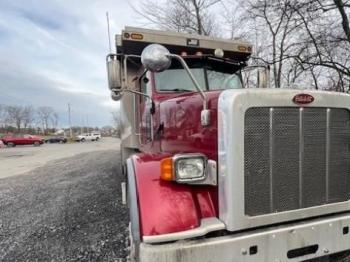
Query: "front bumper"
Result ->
[[139, 213, 350, 262]]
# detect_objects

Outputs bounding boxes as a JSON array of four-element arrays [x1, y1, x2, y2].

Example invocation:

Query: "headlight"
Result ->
[[174, 155, 206, 182], [160, 153, 217, 185]]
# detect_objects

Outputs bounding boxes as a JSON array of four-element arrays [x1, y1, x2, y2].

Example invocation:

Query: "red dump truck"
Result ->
[[106, 27, 350, 261]]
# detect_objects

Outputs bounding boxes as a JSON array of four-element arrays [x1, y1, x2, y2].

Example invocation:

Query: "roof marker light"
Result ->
[[214, 48, 224, 58], [131, 33, 143, 40]]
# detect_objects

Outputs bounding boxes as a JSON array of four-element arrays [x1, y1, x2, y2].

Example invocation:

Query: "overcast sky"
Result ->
[[0, 0, 144, 127]]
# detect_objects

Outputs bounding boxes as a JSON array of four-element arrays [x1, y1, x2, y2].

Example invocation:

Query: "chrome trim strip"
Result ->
[[269, 107, 274, 212], [127, 157, 141, 243], [326, 108, 331, 202], [299, 107, 304, 208], [143, 217, 226, 244]]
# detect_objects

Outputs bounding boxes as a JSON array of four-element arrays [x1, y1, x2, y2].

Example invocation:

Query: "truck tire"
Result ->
[[7, 142, 15, 147]]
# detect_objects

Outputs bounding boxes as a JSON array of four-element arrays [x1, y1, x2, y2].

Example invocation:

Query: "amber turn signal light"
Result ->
[[160, 157, 174, 181]]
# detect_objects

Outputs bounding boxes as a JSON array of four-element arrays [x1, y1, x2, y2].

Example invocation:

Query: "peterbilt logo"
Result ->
[[293, 94, 314, 105]]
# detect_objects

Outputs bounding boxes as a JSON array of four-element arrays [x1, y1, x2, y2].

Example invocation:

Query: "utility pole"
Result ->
[[68, 103, 73, 138], [86, 115, 89, 133]]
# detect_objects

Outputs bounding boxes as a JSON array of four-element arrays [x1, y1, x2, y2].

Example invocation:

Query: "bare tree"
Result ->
[[51, 112, 59, 130], [242, 0, 303, 88], [133, 0, 221, 35], [0, 104, 6, 127], [5, 106, 26, 132], [22, 106, 35, 129], [289, 0, 350, 90], [238, 0, 349, 91], [37, 106, 55, 133]]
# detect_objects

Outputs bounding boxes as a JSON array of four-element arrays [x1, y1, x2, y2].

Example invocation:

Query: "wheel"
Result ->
[[33, 141, 40, 147], [96, 137, 99, 141], [7, 142, 15, 147], [81, 138, 85, 142]]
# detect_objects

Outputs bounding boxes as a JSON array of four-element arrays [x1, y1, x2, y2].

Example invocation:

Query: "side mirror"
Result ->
[[106, 54, 122, 100], [141, 44, 171, 72]]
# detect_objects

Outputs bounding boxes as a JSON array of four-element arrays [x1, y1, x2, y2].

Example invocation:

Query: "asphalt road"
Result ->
[[0, 139, 128, 261]]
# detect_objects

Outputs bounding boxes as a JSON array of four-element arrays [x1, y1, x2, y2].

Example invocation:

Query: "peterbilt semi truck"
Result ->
[[106, 27, 350, 261]]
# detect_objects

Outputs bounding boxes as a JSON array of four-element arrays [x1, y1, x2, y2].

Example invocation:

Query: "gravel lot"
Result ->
[[0, 137, 120, 179], [0, 138, 128, 261]]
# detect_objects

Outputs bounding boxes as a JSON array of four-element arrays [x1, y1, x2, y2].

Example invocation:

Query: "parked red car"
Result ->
[[1, 134, 44, 147]]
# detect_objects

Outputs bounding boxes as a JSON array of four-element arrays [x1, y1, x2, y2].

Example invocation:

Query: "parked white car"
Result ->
[[92, 132, 102, 139], [76, 133, 100, 142]]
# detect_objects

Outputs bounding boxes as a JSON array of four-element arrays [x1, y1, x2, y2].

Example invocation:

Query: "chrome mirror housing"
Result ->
[[106, 54, 122, 100], [141, 44, 171, 72]]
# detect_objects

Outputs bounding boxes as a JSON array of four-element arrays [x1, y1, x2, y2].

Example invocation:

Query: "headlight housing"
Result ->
[[160, 153, 217, 185]]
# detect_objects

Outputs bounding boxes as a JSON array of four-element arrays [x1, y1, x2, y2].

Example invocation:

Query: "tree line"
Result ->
[[135, 0, 350, 91], [0, 104, 59, 134]]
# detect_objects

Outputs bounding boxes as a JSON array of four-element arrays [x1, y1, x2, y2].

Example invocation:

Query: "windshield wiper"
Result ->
[[160, 88, 194, 92]]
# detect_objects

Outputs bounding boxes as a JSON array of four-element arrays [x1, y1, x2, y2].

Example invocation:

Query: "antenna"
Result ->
[[106, 12, 112, 53]]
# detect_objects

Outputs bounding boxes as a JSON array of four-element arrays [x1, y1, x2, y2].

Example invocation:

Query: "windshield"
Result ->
[[155, 68, 243, 92]]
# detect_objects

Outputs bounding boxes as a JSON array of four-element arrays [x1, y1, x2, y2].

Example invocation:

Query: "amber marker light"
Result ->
[[238, 45, 248, 52], [130, 33, 143, 40], [160, 157, 174, 181]]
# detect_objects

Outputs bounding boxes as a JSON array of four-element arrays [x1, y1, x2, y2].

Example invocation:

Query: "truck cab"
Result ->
[[107, 27, 350, 261]]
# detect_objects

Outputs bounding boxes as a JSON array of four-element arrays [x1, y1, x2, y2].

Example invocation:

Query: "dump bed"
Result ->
[[116, 27, 252, 62]]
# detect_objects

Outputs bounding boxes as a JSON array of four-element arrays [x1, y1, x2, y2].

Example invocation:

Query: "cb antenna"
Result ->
[[106, 12, 112, 53]]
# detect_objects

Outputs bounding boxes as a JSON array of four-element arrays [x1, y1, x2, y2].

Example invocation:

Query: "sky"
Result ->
[[0, 0, 144, 127]]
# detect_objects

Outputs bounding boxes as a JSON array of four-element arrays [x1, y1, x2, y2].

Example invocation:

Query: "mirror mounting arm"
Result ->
[[123, 89, 155, 115], [167, 54, 210, 126], [167, 54, 208, 111]]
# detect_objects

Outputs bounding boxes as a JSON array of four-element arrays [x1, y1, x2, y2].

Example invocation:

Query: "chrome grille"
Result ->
[[244, 107, 350, 216]]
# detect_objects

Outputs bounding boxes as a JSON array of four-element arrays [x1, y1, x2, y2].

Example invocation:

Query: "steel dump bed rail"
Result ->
[[116, 27, 252, 61]]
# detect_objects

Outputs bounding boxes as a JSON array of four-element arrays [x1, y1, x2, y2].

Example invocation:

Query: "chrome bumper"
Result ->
[[139, 213, 350, 262]]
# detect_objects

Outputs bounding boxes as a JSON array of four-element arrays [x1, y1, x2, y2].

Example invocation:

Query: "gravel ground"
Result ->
[[0, 149, 128, 262]]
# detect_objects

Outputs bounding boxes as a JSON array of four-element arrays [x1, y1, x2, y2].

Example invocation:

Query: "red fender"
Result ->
[[132, 153, 218, 238]]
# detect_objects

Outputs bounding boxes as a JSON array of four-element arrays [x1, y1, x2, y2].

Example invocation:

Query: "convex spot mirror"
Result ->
[[141, 44, 171, 73], [106, 54, 122, 100]]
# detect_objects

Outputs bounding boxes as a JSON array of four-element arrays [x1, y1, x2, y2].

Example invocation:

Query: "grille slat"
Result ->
[[302, 109, 327, 208], [272, 108, 300, 212], [244, 107, 350, 216]]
